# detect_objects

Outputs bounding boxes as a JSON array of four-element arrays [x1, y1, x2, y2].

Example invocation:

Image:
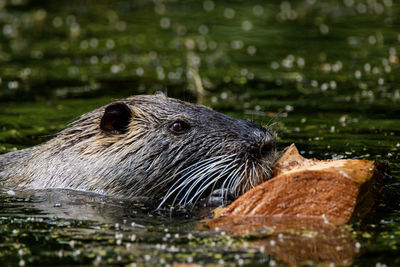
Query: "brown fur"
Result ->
[[0, 94, 277, 207]]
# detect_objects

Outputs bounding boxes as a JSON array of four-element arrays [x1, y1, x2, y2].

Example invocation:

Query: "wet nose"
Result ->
[[259, 139, 276, 158]]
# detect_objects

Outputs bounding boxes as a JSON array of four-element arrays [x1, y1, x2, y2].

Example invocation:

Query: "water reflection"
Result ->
[[207, 215, 359, 266]]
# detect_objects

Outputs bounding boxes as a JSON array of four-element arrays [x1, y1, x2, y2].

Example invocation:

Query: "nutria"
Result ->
[[0, 94, 277, 208]]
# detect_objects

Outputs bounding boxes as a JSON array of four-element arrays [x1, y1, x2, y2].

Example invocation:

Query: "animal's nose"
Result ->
[[259, 139, 276, 158]]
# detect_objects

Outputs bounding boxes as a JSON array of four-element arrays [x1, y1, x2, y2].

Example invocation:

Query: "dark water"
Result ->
[[0, 0, 399, 266]]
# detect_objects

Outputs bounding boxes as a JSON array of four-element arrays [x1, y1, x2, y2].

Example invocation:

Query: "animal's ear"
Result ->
[[100, 102, 132, 134]]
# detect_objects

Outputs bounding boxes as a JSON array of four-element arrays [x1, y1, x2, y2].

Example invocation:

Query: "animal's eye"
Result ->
[[169, 120, 190, 134]]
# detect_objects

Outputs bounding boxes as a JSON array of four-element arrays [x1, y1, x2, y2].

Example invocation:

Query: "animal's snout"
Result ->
[[260, 140, 275, 158], [247, 129, 276, 159], [259, 137, 276, 159]]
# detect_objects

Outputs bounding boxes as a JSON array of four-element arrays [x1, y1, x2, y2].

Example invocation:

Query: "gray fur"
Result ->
[[0, 94, 277, 207]]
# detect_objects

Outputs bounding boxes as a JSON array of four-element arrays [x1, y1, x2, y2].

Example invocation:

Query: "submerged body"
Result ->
[[0, 94, 277, 207]]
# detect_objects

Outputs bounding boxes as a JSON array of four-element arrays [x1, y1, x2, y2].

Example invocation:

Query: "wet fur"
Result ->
[[0, 94, 277, 207]]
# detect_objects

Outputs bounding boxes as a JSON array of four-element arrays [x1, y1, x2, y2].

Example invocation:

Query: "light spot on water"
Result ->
[[115, 21, 127, 31], [297, 57, 305, 68], [85, 39, 95, 49], [253, 5, 264, 16], [154, 3, 166, 15], [355, 70, 362, 79], [110, 64, 125, 74], [90, 56, 99, 64], [282, 55, 294, 69], [144, 254, 151, 261], [8, 81, 19, 89], [271, 61, 279, 70], [105, 39, 115, 49], [52, 16, 63, 27], [224, 8, 235, 19], [368, 35, 377, 45], [3, 24, 16, 37], [136, 67, 144, 76], [242, 21, 253, 31], [344, 0, 354, 7], [320, 24, 329, 35], [203, 0, 215, 12], [185, 39, 196, 50], [130, 234, 136, 242], [384, 0, 393, 7], [311, 80, 318, 87], [208, 40, 217, 50], [69, 22, 80, 38], [285, 105, 294, 112], [247, 45, 256, 55], [231, 40, 244, 50], [80, 40, 88, 49], [160, 17, 170, 29], [356, 3, 367, 13], [198, 24, 208, 35]]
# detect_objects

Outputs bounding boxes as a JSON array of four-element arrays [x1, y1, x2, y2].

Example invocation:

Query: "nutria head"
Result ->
[[0, 94, 277, 208]]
